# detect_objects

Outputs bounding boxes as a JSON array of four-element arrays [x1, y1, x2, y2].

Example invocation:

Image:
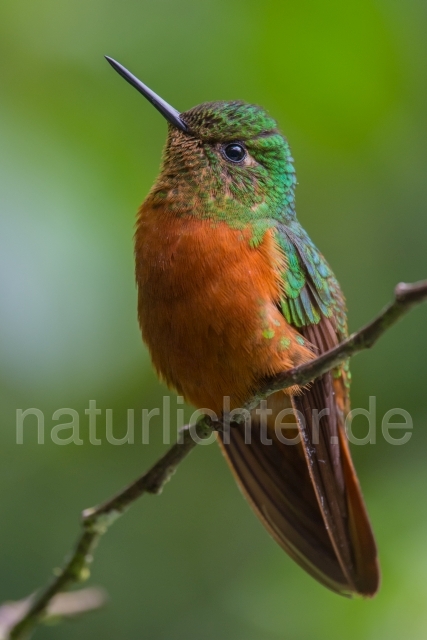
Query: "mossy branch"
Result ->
[[7, 279, 427, 640]]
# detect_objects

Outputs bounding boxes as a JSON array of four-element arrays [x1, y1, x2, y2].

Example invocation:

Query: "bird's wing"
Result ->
[[219, 221, 379, 596]]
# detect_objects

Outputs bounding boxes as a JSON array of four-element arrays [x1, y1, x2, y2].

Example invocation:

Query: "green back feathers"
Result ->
[[276, 220, 347, 338]]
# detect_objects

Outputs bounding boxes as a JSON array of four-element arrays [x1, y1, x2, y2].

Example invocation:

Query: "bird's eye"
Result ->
[[222, 143, 246, 163]]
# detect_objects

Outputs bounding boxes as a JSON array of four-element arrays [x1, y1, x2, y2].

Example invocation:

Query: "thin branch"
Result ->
[[0, 588, 107, 640], [8, 420, 211, 640], [7, 279, 427, 640]]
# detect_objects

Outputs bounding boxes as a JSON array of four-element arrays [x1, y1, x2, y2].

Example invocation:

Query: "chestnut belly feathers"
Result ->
[[135, 205, 312, 413]]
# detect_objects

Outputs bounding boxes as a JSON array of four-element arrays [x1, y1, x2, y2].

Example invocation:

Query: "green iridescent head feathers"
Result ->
[[182, 101, 277, 140], [150, 101, 297, 232]]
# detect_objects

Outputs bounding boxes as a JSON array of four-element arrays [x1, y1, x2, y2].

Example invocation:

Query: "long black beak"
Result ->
[[105, 56, 188, 132]]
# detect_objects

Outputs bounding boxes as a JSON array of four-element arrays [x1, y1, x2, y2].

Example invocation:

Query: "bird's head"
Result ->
[[106, 57, 297, 230]]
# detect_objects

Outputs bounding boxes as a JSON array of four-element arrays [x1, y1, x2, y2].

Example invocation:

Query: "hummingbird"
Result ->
[[106, 56, 380, 597]]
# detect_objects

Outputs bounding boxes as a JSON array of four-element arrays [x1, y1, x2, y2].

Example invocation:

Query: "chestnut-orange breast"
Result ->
[[135, 204, 312, 414]]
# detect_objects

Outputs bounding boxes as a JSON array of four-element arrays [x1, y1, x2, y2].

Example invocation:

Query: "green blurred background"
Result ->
[[1, 0, 427, 638]]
